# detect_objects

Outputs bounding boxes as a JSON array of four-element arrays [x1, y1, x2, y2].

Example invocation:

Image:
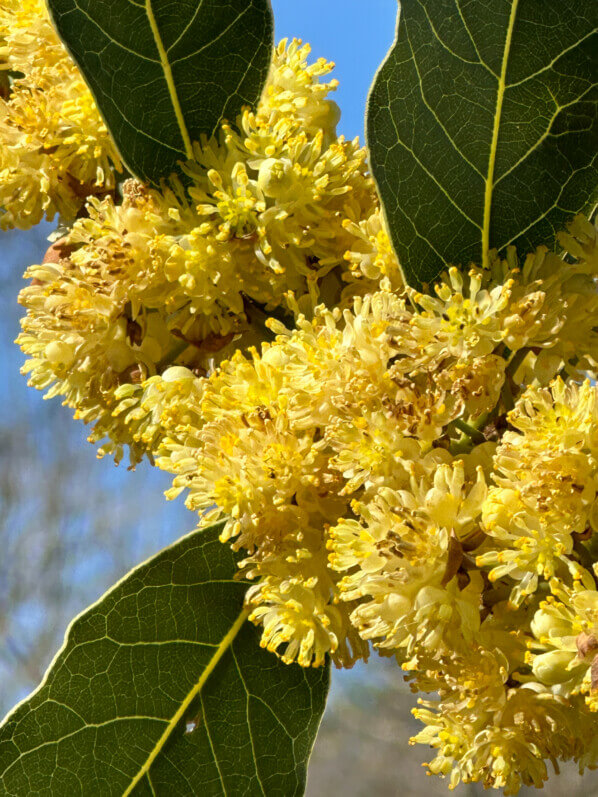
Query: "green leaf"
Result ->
[[0, 522, 330, 795], [367, 0, 598, 288], [47, 0, 274, 186]]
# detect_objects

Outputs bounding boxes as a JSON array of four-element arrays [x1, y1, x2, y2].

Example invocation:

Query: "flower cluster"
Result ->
[[143, 215, 598, 792], [0, 0, 122, 228], [13, 7, 598, 790], [18, 39, 390, 464]]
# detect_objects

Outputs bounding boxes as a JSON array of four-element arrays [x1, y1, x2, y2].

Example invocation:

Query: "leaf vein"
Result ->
[[481, 0, 520, 267], [199, 691, 228, 796], [506, 28, 596, 88], [494, 84, 597, 187], [121, 608, 249, 795], [404, 18, 485, 179], [171, 3, 254, 67], [69, 1, 159, 63]]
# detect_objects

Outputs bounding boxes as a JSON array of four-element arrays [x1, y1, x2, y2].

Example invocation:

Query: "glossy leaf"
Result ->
[[47, 0, 274, 185], [0, 522, 330, 795], [367, 0, 598, 288]]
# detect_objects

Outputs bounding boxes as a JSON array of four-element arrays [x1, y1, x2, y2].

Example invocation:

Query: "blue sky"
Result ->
[[272, 1, 398, 140]]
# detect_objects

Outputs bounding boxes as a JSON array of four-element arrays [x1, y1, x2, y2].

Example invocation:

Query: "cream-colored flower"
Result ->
[[341, 208, 403, 293], [396, 267, 513, 368], [478, 509, 577, 607], [328, 461, 486, 654], [0, 0, 121, 228], [413, 683, 590, 794], [490, 380, 598, 535], [530, 580, 598, 711]]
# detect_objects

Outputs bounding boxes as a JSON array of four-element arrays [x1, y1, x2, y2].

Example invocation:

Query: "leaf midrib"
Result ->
[[122, 607, 250, 796], [482, 0, 519, 268], [145, 0, 193, 160]]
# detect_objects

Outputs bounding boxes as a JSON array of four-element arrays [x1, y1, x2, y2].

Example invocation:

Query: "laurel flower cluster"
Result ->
[[0, 0, 122, 228], [19, 191, 598, 783], [107, 213, 598, 792], [17, 39, 387, 464], [12, 11, 598, 789], [478, 378, 598, 606], [412, 675, 595, 794], [181, 38, 387, 311], [494, 214, 598, 383]]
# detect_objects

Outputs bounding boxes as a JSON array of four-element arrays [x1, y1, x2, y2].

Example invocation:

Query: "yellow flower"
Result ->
[[436, 354, 506, 419], [398, 267, 513, 367], [496, 215, 598, 382], [0, 0, 121, 228], [341, 208, 403, 293], [185, 109, 375, 315], [558, 213, 598, 277], [243, 530, 368, 668], [490, 380, 598, 534], [328, 461, 486, 654], [509, 378, 598, 453], [477, 509, 576, 607], [108, 366, 204, 462], [325, 410, 424, 496], [17, 182, 257, 465], [17, 256, 172, 465], [259, 39, 341, 139], [18, 37, 380, 465], [530, 580, 598, 710], [412, 685, 589, 794]]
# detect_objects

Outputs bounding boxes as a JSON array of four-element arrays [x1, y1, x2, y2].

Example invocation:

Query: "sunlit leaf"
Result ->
[[368, 0, 598, 287], [47, 0, 274, 185], [0, 522, 329, 795]]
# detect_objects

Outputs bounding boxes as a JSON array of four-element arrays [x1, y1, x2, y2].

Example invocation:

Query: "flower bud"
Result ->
[[44, 340, 75, 367], [257, 158, 294, 199], [532, 649, 576, 685]]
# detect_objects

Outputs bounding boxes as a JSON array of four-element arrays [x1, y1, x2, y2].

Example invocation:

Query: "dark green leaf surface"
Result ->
[[0, 522, 330, 795], [368, 0, 598, 288], [47, 0, 274, 185]]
